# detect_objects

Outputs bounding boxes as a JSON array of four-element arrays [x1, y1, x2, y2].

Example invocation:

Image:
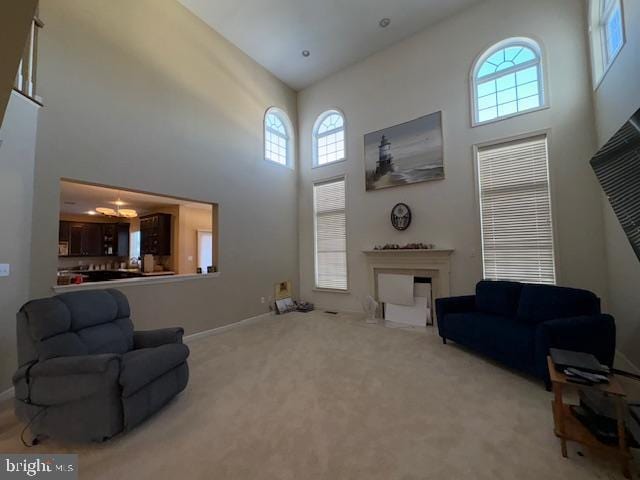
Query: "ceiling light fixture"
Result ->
[[379, 18, 391, 28], [95, 197, 138, 218], [302, 50, 310, 57], [87, 210, 97, 215]]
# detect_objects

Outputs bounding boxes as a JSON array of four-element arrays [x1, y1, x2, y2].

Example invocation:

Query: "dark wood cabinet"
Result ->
[[59, 221, 130, 257], [140, 213, 171, 256]]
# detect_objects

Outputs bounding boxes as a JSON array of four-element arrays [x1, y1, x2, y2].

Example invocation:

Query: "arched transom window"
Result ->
[[472, 38, 545, 125], [265, 108, 292, 166], [313, 110, 345, 166]]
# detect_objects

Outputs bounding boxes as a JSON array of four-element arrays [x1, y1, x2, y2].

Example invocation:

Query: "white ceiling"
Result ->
[[60, 181, 211, 216], [178, 0, 483, 90]]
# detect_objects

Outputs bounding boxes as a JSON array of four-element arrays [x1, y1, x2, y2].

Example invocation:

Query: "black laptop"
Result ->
[[550, 348, 610, 375]]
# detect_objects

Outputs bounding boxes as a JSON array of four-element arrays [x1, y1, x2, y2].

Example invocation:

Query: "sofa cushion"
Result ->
[[23, 298, 71, 341], [445, 312, 536, 370], [120, 344, 189, 397], [57, 290, 119, 330], [37, 332, 88, 361], [475, 280, 523, 317], [77, 318, 134, 355], [517, 284, 600, 325]]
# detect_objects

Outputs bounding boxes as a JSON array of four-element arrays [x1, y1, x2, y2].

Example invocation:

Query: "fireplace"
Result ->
[[362, 249, 454, 324]]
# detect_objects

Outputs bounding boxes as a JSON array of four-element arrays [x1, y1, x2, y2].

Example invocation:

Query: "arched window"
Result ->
[[313, 110, 345, 167], [472, 38, 546, 125], [264, 107, 292, 167]]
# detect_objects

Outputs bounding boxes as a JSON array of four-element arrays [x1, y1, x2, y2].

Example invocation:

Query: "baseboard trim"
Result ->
[[615, 349, 640, 374], [183, 312, 274, 344], [0, 312, 273, 403], [0, 387, 14, 403]]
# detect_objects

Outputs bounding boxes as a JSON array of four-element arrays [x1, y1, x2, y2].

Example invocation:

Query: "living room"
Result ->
[[0, 0, 639, 478]]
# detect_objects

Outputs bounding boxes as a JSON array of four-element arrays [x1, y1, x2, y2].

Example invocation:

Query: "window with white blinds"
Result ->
[[314, 178, 348, 290], [477, 135, 556, 284]]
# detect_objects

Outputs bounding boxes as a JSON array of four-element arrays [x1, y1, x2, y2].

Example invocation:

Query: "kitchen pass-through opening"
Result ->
[[57, 179, 219, 286]]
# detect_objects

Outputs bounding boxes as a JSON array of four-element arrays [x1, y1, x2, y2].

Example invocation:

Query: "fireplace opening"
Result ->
[[380, 275, 433, 327]]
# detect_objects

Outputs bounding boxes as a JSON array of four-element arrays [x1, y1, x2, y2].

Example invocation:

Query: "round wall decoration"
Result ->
[[390, 203, 412, 231]]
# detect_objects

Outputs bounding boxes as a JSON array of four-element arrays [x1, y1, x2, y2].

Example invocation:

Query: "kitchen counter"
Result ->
[[57, 268, 175, 285]]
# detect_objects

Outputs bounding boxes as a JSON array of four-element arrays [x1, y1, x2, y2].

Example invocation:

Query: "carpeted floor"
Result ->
[[0, 311, 625, 479]]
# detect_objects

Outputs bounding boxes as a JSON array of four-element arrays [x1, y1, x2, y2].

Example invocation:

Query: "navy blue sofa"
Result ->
[[436, 281, 616, 386]]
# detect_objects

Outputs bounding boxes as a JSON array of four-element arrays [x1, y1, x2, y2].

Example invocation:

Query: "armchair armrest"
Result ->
[[29, 354, 121, 377], [133, 327, 184, 349], [26, 354, 121, 406], [535, 314, 616, 380]]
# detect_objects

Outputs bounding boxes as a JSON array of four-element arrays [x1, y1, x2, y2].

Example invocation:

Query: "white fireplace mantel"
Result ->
[[362, 249, 454, 322]]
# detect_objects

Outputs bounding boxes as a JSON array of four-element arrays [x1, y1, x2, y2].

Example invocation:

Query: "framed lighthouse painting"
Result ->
[[364, 111, 444, 191]]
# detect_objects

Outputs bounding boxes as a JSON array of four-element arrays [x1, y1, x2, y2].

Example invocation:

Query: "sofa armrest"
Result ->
[[435, 295, 476, 339], [133, 327, 184, 349], [26, 354, 121, 406], [435, 295, 476, 319], [535, 314, 616, 381]]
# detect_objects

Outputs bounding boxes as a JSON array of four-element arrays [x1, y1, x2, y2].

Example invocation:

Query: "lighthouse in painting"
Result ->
[[375, 135, 393, 176]]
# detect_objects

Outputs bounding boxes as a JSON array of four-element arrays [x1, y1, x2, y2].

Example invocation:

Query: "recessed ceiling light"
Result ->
[[302, 50, 310, 57], [379, 18, 391, 28]]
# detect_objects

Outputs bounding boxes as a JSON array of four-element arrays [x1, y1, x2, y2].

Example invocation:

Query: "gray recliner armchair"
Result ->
[[13, 289, 189, 442]]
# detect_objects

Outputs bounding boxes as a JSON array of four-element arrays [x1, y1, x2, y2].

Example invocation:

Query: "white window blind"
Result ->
[[477, 135, 556, 284], [314, 179, 347, 290]]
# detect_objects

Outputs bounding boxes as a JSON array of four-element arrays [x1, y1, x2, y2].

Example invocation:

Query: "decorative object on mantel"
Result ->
[[364, 111, 444, 191], [390, 203, 412, 231], [373, 243, 435, 250]]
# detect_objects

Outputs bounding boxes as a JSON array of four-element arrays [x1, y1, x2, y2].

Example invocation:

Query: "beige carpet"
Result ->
[[0, 311, 626, 479]]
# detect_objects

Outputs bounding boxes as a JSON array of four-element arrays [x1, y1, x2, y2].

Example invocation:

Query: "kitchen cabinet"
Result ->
[[140, 213, 171, 256], [59, 221, 130, 257]]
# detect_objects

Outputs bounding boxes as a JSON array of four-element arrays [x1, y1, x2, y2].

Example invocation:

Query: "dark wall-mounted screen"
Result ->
[[590, 108, 640, 261]]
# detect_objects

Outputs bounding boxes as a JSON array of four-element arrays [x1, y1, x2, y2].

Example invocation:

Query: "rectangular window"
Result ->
[[589, 0, 625, 87], [476, 135, 556, 284], [313, 178, 347, 290], [604, 0, 624, 63]]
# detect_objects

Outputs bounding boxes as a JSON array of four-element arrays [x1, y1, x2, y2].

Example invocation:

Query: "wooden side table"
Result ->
[[547, 356, 631, 478]]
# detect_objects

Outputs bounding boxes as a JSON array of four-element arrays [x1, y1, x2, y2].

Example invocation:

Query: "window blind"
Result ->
[[477, 135, 556, 284], [314, 178, 347, 290]]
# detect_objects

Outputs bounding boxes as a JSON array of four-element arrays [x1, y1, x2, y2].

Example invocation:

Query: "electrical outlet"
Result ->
[[261, 297, 266, 304], [0, 264, 10, 277]]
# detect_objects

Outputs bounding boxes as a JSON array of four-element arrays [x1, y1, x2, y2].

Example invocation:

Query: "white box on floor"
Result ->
[[384, 283, 431, 326]]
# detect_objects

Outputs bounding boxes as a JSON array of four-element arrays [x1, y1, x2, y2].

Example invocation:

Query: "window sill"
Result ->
[[264, 157, 295, 170], [312, 158, 346, 169], [313, 288, 350, 294], [52, 272, 221, 293], [593, 43, 625, 91], [471, 104, 550, 128]]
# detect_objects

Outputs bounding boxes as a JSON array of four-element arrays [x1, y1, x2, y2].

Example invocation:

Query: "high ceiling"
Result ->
[[60, 181, 211, 216], [178, 0, 483, 90]]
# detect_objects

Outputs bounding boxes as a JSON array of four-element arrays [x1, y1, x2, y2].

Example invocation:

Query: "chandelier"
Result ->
[[94, 199, 138, 218]]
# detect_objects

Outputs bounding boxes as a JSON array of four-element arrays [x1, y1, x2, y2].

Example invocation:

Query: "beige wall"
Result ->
[[26, 0, 298, 385], [0, 92, 39, 391], [177, 205, 213, 275], [0, 0, 37, 124], [592, 0, 640, 367], [297, 0, 607, 312]]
